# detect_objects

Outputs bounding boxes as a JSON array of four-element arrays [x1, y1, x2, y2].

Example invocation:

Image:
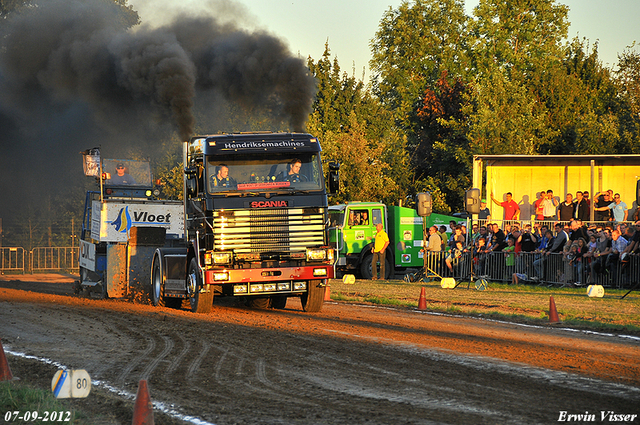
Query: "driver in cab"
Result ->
[[277, 158, 308, 183], [210, 164, 236, 188]]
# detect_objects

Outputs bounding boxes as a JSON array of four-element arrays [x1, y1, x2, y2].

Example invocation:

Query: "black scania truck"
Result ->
[[150, 132, 339, 313]]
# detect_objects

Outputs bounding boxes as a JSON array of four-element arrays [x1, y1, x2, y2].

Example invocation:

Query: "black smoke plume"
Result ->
[[0, 0, 316, 231], [0, 0, 315, 141]]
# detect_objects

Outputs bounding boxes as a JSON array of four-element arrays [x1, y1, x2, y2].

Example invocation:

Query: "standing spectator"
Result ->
[[533, 230, 554, 279], [569, 220, 589, 242], [473, 238, 487, 276], [370, 223, 389, 280], [489, 223, 506, 252], [574, 191, 589, 222], [558, 193, 574, 222], [448, 226, 465, 250], [594, 190, 613, 222], [490, 192, 520, 220], [470, 224, 480, 242], [518, 224, 538, 252], [478, 199, 491, 221], [504, 237, 516, 278], [542, 190, 559, 221], [590, 229, 612, 280], [605, 229, 628, 278], [596, 193, 628, 223], [534, 191, 546, 221], [547, 223, 569, 255], [583, 191, 591, 207], [438, 225, 448, 251], [425, 226, 442, 273], [445, 240, 464, 275]]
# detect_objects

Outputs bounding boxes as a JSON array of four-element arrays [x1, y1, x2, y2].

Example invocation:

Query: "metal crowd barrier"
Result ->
[[0, 246, 78, 274], [29, 247, 78, 272], [0, 247, 26, 273], [418, 249, 639, 289]]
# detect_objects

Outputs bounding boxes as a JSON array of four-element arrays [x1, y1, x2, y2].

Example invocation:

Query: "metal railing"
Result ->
[[0, 247, 26, 273], [30, 247, 78, 272], [0, 246, 77, 273]]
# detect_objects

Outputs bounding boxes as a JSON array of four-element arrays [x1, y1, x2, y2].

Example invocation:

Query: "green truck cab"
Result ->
[[329, 202, 459, 279]]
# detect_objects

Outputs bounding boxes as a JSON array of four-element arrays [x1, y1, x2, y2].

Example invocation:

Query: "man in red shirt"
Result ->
[[491, 192, 520, 220], [534, 190, 546, 221]]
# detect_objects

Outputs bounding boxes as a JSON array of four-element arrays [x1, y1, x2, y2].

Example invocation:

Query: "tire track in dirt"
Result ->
[[140, 335, 174, 381]]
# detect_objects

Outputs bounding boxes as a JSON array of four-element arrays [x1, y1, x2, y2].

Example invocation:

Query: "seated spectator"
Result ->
[[512, 272, 536, 285]]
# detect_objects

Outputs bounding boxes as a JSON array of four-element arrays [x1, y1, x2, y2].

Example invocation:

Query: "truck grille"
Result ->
[[212, 208, 325, 254]]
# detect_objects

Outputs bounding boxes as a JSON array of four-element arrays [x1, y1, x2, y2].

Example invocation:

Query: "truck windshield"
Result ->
[[207, 152, 324, 193], [103, 159, 152, 187]]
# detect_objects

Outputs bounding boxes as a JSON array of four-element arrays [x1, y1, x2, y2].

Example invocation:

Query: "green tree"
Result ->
[[470, 0, 569, 79], [370, 0, 471, 130], [307, 46, 410, 205], [615, 44, 640, 153]]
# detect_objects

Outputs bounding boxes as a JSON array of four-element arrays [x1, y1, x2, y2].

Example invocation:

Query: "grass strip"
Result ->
[[329, 278, 640, 335]]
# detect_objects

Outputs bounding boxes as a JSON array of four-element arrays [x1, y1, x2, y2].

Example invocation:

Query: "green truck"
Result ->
[[328, 202, 461, 279]]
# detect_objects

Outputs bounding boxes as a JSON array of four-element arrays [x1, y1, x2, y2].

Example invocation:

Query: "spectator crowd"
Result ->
[[421, 189, 639, 288]]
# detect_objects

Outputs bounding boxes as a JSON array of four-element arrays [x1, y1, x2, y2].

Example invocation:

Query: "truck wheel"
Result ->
[[245, 297, 270, 309], [360, 253, 392, 280], [300, 280, 324, 312], [271, 296, 287, 309], [188, 258, 213, 314], [150, 254, 165, 306]]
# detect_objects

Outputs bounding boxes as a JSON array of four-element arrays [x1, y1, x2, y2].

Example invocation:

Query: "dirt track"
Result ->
[[1, 274, 639, 424]]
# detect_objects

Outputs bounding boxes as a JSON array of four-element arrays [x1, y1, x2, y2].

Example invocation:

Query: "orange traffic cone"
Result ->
[[132, 380, 154, 425], [324, 285, 331, 301], [549, 296, 560, 323], [0, 340, 13, 381], [418, 287, 427, 310]]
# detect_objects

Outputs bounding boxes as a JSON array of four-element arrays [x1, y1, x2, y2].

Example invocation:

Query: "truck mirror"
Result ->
[[328, 162, 340, 195], [465, 188, 481, 214], [416, 192, 431, 217], [185, 176, 197, 196]]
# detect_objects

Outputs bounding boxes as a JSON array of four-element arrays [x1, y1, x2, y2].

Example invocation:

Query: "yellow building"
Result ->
[[472, 155, 640, 222]]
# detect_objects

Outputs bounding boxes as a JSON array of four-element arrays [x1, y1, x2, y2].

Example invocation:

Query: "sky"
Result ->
[[130, 0, 639, 82]]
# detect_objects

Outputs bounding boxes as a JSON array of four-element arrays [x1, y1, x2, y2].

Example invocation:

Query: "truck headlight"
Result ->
[[306, 248, 327, 261], [213, 271, 229, 281], [212, 251, 232, 265]]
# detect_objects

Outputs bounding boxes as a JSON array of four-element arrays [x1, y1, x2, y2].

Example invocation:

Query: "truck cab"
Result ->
[[330, 202, 461, 279], [151, 133, 337, 313], [329, 202, 392, 279]]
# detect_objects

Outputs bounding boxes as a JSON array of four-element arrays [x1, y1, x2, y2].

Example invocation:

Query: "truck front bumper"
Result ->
[[204, 265, 334, 296]]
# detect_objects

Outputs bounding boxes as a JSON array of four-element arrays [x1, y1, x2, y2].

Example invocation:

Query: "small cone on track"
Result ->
[[418, 287, 427, 310], [324, 285, 331, 301], [132, 380, 154, 425], [549, 296, 560, 323], [0, 340, 13, 381]]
